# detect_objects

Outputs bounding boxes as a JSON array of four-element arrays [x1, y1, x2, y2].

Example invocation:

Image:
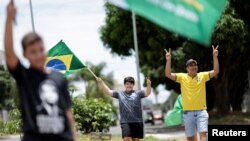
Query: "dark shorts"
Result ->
[[121, 122, 144, 139]]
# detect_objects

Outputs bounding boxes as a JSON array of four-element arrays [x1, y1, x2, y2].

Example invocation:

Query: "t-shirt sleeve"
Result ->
[[112, 91, 119, 99], [137, 90, 146, 98], [200, 72, 210, 82], [61, 78, 72, 109], [8, 61, 26, 84], [175, 73, 184, 83]]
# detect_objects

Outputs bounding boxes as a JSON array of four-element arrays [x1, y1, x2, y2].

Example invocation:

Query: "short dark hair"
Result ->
[[124, 76, 135, 85], [21, 32, 43, 51]]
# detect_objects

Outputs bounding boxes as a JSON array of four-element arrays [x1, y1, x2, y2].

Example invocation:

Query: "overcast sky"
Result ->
[[0, 0, 170, 103]]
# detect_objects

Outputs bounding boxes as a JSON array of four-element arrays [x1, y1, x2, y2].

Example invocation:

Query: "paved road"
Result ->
[[109, 121, 186, 140], [109, 121, 184, 134]]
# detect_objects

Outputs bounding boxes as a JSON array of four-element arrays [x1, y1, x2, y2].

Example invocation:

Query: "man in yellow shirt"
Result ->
[[165, 46, 219, 141]]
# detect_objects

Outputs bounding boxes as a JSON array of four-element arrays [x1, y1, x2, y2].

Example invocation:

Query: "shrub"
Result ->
[[0, 119, 20, 135], [9, 108, 21, 120], [73, 97, 114, 133], [4, 120, 20, 134], [0, 108, 21, 135], [0, 119, 5, 134]]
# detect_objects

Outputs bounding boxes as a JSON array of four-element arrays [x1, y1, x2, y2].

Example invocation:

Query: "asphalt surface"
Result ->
[[109, 120, 185, 134]]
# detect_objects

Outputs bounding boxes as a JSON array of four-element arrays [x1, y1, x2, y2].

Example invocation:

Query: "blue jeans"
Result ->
[[183, 110, 209, 137]]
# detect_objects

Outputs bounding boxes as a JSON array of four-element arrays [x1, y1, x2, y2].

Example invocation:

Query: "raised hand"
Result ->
[[7, 0, 16, 22], [146, 77, 151, 86], [212, 45, 219, 57], [145, 77, 152, 97], [164, 48, 171, 61]]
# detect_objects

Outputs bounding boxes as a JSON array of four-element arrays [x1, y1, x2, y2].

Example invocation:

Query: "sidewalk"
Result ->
[[0, 134, 21, 141], [0, 135, 20, 139]]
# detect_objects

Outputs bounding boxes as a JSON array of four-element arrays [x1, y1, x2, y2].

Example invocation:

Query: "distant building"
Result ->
[[0, 50, 5, 66]]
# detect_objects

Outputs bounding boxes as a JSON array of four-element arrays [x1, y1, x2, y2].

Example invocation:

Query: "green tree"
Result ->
[[0, 65, 17, 109], [230, 0, 250, 26], [100, 3, 250, 113]]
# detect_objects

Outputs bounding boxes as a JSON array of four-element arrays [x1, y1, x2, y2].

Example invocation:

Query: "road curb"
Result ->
[[0, 134, 21, 139]]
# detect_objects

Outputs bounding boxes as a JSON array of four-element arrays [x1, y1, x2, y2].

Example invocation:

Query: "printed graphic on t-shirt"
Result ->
[[120, 92, 142, 121], [195, 76, 201, 82], [36, 80, 64, 134], [113, 90, 145, 123]]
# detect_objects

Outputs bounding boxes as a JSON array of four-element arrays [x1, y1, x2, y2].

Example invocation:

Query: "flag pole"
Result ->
[[29, 0, 35, 32], [132, 11, 141, 90], [87, 67, 97, 79]]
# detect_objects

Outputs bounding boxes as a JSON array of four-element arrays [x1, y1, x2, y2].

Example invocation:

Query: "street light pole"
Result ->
[[29, 0, 35, 32], [132, 11, 141, 90]]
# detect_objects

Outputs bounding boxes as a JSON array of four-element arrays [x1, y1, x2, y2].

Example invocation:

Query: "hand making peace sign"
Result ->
[[212, 45, 219, 57], [146, 77, 151, 86], [164, 48, 171, 61]]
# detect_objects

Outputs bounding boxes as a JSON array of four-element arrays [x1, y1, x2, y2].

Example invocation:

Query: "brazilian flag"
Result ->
[[46, 40, 85, 75]]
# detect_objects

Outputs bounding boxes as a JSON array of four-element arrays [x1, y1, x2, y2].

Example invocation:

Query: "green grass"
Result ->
[[79, 134, 163, 141]]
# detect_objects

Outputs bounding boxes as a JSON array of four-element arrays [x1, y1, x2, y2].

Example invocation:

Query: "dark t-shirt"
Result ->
[[8, 62, 72, 141], [112, 90, 146, 123]]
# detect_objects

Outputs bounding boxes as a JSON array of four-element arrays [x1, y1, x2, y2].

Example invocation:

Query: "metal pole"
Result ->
[[29, 0, 35, 32], [132, 11, 141, 90]]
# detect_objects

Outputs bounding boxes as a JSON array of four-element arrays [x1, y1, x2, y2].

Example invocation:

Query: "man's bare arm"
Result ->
[[145, 77, 151, 97], [96, 77, 113, 96], [4, 0, 18, 70], [165, 48, 176, 81], [209, 45, 219, 78]]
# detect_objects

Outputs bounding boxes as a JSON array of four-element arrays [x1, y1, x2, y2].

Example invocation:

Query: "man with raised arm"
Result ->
[[4, 1, 77, 141], [96, 76, 151, 141], [165, 46, 219, 141]]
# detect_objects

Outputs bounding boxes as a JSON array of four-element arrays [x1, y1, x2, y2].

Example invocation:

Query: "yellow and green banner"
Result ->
[[108, 0, 228, 46], [164, 95, 183, 127]]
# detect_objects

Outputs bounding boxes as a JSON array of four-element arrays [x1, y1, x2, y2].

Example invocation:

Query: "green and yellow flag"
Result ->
[[108, 0, 228, 46], [46, 40, 85, 75], [164, 95, 183, 127]]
